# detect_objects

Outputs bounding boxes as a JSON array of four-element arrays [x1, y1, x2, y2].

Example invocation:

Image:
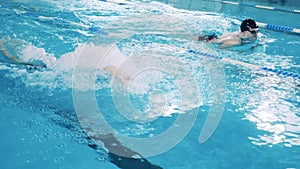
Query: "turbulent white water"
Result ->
[[0, 0, 232, 119]]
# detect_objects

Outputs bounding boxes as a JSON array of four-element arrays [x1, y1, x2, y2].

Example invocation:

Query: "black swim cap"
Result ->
[[240, 19, 258, 32]]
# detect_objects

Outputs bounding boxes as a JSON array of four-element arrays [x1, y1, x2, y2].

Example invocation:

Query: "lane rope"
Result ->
[[99, 0, 133, 5], [256, 22, 300, 34], [1, 2, 299, 80], [188, 49, 300, 80], [212, 0, 300, 14]]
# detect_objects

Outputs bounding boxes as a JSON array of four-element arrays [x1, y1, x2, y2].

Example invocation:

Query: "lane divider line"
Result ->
[[212, 0, 300, 14], [187, 49, 300, 80]]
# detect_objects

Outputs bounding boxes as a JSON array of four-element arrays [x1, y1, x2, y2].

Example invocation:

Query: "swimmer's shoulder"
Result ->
[[219, 31, 240, 39]]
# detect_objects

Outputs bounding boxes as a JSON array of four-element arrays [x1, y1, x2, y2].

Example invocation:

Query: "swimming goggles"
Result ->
[[249, 29, 259, 34]]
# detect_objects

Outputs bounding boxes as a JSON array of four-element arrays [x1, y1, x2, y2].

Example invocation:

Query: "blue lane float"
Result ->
[[188, 49, 300, 80], [256, 22, 300, 34], [212, 0, 300, 14]]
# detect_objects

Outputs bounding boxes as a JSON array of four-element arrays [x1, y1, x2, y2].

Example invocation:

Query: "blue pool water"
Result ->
[[1, 0, 300, 169]]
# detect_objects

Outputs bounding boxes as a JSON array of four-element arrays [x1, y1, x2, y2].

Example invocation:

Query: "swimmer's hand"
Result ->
[[198, 34, 218, 42]]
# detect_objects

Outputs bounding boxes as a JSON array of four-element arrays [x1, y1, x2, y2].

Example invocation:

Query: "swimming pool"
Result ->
[[0, 0, 300, 169]]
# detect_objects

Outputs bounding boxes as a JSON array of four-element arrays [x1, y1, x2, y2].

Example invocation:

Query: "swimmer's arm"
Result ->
[[219, 39, 241, 48], [103, 66, 131, 84], [0, 40, 45, 68], [212, 32, 240, 43], [0, 41, 20, 62]]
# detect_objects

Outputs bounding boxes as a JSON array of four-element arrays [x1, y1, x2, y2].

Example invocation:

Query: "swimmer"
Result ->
[[0, 37, 132, 84], [1, 38, 161, 168], [198, 19, 259, 48]]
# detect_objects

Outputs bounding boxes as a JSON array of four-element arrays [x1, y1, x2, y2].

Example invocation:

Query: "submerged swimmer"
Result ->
[[0, 38, 131, 83], [198, 19, 259, 48], [0, 38, 163, 168]]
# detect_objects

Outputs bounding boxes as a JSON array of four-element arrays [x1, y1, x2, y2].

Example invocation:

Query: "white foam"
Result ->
[[22, 44, 57, 67], [1, 0, 236, 119]]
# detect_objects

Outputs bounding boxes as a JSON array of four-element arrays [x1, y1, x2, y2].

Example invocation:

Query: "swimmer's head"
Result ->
[[240, 19, 258, 32]]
